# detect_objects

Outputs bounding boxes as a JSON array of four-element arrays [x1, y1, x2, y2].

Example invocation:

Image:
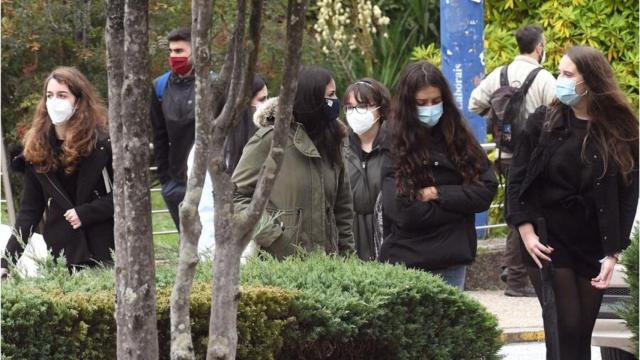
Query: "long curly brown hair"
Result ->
[[391, 61, 486, 197], [23, 66, 107, 174], [546, 46, 638, 182]]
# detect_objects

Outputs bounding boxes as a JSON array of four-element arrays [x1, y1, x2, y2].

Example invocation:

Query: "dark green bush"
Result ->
[[2, 279, 294, 360], [619, 223, 639, 357], [241, 253, 502, 359], [2, 253, 501, 359]]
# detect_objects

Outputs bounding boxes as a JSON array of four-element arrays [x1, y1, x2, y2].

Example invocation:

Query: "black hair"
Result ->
[[225, 74, 268, 173], [391, 61, 486, 196], [293, 65, 346, 166], [515, 25, 544, 54], [167, 27, 191, 43], [342, 78, 391, 124]]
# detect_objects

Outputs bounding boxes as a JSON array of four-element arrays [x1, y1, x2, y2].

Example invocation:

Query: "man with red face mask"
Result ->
[[149, 27, 196, 230]]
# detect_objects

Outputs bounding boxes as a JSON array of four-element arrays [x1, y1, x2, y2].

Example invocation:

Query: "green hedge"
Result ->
[[1, 282, 293, 360], [2, 253, 501, 359], [620, 223, 639, 357], [241, 253, 502, 359]]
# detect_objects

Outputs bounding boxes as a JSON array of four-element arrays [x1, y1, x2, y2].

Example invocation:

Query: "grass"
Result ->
[[150, 188, 179, 247]]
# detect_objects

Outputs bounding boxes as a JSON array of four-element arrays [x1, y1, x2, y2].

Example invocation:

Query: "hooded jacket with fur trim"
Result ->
[[232, 97, 355, 258]]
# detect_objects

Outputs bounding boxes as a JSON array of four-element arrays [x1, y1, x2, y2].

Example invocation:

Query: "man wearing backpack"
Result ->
[[469, 24, 556, 297], [149, 27, 196, 230]]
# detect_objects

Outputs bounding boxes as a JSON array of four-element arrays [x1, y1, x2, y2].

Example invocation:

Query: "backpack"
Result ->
[[154, 71, 172, 103], [154, 70, 218, 103], [487, 65, 542, 153]]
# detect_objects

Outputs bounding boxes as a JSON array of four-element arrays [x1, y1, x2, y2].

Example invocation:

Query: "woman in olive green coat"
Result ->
[[232, 66, 355, 259], [342, 78, 391, 260]]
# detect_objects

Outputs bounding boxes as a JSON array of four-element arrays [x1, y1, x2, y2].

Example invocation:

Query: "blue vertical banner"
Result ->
[[440, 0, 488, 236]]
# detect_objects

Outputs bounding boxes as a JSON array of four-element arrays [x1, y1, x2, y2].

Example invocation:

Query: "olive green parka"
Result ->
[[232, 97, 355, 259]]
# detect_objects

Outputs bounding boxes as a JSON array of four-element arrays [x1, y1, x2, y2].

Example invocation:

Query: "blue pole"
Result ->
[[440, 0, 488, 237]]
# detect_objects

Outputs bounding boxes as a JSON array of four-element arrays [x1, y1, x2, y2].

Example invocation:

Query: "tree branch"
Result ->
[[170, 1, 216, 359], [239, 0, 308, 235]]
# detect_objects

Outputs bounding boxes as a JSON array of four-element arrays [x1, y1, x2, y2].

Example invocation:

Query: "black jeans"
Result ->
[[161, 179, 186, 231], [497, 157, 530, 290]]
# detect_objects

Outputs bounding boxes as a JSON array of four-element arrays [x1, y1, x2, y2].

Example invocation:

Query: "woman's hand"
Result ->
[[64, 209, 82, 229], [416, 186, 439, 202], [518, 223, 554, 269], [591, 257, 617, 289]]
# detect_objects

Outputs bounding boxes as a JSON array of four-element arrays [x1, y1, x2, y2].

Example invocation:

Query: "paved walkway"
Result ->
[[467, 290, 545, 343]]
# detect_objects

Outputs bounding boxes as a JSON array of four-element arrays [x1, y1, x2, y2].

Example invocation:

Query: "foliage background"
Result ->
[[2, 0, 638, 235], [412, 0, 639, 109]]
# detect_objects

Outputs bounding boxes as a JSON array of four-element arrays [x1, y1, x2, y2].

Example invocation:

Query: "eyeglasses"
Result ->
[[344, 104, 379, 115]]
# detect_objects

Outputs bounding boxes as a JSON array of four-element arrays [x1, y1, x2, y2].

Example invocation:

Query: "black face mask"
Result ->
[[323, 97, 340, 121]]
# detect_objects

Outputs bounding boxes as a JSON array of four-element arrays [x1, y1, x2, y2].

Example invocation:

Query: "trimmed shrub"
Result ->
[[2, 253, 501, 359], [619, 223, 639, 357], [241, 253, 502, 359], [2, 280, 294, 360]]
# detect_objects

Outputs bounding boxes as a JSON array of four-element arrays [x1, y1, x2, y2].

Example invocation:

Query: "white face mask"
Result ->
[[346, 108, 379, 135], [46, 98, 76, 125]]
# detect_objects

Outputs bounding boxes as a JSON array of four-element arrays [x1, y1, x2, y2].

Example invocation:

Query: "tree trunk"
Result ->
[[105, 0, 127, 355], [107, 0, 159, 358], [205, 1, 308, 359], [169, 0, 215, 359]]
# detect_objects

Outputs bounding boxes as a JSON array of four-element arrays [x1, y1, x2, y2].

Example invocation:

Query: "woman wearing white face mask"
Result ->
[[342, 78, 391, 260], [507, 46, 638, 359], [1, 67, 114, 277], [378, 61, 498, 290]]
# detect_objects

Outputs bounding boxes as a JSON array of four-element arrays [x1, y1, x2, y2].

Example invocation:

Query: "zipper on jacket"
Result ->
[[45, 174, 75, 208], [362, 160, 366, 169]]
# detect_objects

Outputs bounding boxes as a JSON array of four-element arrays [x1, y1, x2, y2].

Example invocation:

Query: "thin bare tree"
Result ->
[[169, 0, 309, 359], [106, 0, 159, 358]]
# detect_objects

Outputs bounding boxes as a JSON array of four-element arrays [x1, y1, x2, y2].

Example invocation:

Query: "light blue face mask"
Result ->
[[416, 102, 443, 127], [555, 77, 587, 106]]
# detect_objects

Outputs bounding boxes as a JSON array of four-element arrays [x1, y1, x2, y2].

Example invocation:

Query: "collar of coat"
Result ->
[[253, 96, 321, 158]]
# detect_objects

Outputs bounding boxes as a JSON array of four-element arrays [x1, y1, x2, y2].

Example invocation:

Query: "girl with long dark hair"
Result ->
[[232, 66, 354, 258], [507, 46, 639, 359], [378, 61, 498, 289], [1, 67, 114, 275]]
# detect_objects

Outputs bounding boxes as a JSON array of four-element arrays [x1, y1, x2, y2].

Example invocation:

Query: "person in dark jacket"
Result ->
[[149, 27, 196, 229], [223, 74, 268, 174], [1, 66, 114, 276], [342, 78, 391, 260], [506, 46, 639, 360], [378, 61, 498, 290], [232, 66, 355, 259]]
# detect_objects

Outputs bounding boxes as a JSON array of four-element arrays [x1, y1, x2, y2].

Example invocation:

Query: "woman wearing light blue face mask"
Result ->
[[378, 61, 498, 290], [506, 46, 639, 360]]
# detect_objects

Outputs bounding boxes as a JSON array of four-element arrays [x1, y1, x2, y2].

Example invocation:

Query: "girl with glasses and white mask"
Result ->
[[342, 78, 391, 260], [378, 61, 498, 290], [507, 45, 639, 360]]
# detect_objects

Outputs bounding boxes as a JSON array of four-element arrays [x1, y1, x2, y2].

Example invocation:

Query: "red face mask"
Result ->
[[168, 56, 192, 76]]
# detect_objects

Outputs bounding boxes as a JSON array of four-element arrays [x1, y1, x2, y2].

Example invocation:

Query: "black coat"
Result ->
[[343, 131, 387, 260], [379, 134, 498, 270], [507, 106, 639, 257], [2, 136, 115, 268], [150, 72, 196, 184]]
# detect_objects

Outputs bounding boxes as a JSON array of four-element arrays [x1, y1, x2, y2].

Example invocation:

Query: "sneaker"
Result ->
[[504, 287, 537, 297], [500, 267, 508, 283]]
